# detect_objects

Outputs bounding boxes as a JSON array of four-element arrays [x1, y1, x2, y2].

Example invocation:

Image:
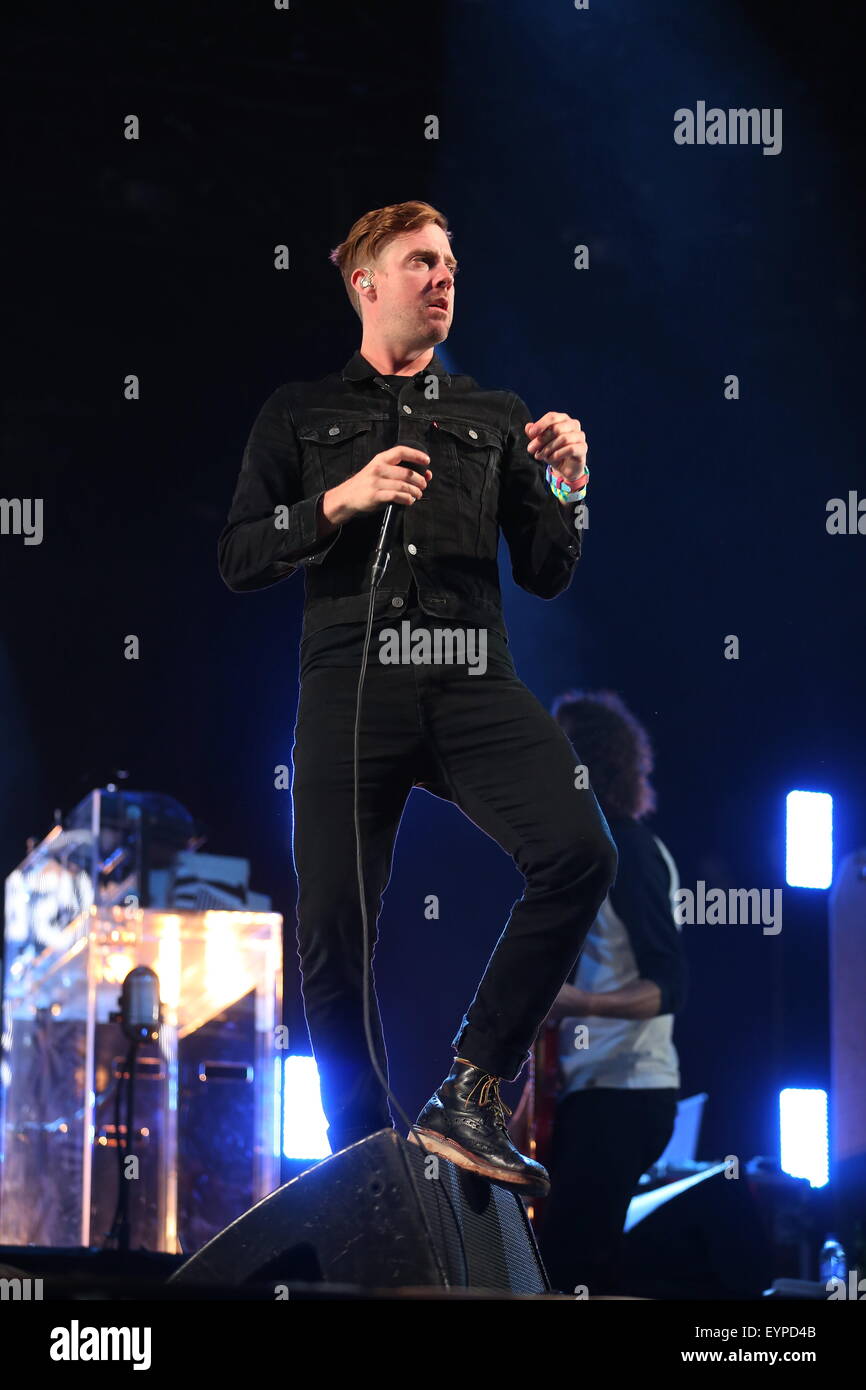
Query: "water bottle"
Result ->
[[819, 1234, 847, 1283]]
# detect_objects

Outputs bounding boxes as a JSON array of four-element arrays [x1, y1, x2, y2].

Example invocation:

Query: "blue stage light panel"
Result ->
[[786, 790, 833, 889]]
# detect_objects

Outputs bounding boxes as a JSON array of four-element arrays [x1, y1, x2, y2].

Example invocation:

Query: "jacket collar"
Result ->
[[341, 349, 451, 389]]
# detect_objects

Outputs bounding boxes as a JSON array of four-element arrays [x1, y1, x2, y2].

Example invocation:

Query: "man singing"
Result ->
[[218, 200, 617, 1196]]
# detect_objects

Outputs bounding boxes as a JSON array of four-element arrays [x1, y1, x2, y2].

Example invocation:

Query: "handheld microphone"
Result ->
[[370, 455, 430, 589]]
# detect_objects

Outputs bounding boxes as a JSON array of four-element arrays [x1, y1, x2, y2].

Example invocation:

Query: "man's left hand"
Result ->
[[525, 412, 588, 486]]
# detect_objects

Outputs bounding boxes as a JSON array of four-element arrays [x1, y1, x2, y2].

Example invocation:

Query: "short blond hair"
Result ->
[[329, 200, 451, 320]]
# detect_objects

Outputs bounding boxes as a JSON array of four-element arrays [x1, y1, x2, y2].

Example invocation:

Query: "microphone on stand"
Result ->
[[119, 966, 161, 1043]]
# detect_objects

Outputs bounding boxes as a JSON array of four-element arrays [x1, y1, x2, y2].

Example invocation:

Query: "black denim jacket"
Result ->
[[217, 350, 582, 642]]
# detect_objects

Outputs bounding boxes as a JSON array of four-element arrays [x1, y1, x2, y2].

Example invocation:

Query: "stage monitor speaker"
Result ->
[[170, 1128, 549, 1294]]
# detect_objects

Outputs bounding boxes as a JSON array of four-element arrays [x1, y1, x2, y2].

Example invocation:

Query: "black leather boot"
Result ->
[[408, 1057, 550, 1197]]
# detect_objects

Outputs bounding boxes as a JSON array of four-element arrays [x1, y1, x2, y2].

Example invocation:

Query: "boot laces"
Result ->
[[471, 1073, 512, 1129]]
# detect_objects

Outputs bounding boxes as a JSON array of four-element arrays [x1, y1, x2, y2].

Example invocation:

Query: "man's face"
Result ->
[[367, 223, 456, 346]]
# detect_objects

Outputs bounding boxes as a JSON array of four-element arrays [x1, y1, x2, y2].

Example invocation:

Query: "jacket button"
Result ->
[[328, 426, 340, 436], [402, 405, 413, 415], [391, 596, 404, 608], [468, 428, 478, 439], [407, 543, 417, 555]]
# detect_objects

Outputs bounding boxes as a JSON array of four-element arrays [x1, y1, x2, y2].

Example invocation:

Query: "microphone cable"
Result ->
[[352, 521, 470, 1285]]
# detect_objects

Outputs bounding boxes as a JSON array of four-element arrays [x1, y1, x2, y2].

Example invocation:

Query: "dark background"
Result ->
[[2, 0, 864, 1166]]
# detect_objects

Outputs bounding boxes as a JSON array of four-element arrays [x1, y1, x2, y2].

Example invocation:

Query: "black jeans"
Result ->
[[290, 656, 618, 1153], [536, 1087, 679, 1296]]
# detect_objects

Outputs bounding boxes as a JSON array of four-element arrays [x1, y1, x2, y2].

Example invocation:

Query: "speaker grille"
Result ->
[[403, 1139, 548, 1293]]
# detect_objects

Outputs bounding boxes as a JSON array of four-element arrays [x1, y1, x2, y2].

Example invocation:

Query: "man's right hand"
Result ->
[[321, 446, 432, 526]]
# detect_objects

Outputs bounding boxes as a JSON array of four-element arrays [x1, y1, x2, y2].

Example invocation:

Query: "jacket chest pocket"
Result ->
[[296, 418, 377, 492], [433, 418, 503, 552]]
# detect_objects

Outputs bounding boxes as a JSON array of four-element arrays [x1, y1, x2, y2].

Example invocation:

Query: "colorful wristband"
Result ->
[[545, 461, 589, 503]]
